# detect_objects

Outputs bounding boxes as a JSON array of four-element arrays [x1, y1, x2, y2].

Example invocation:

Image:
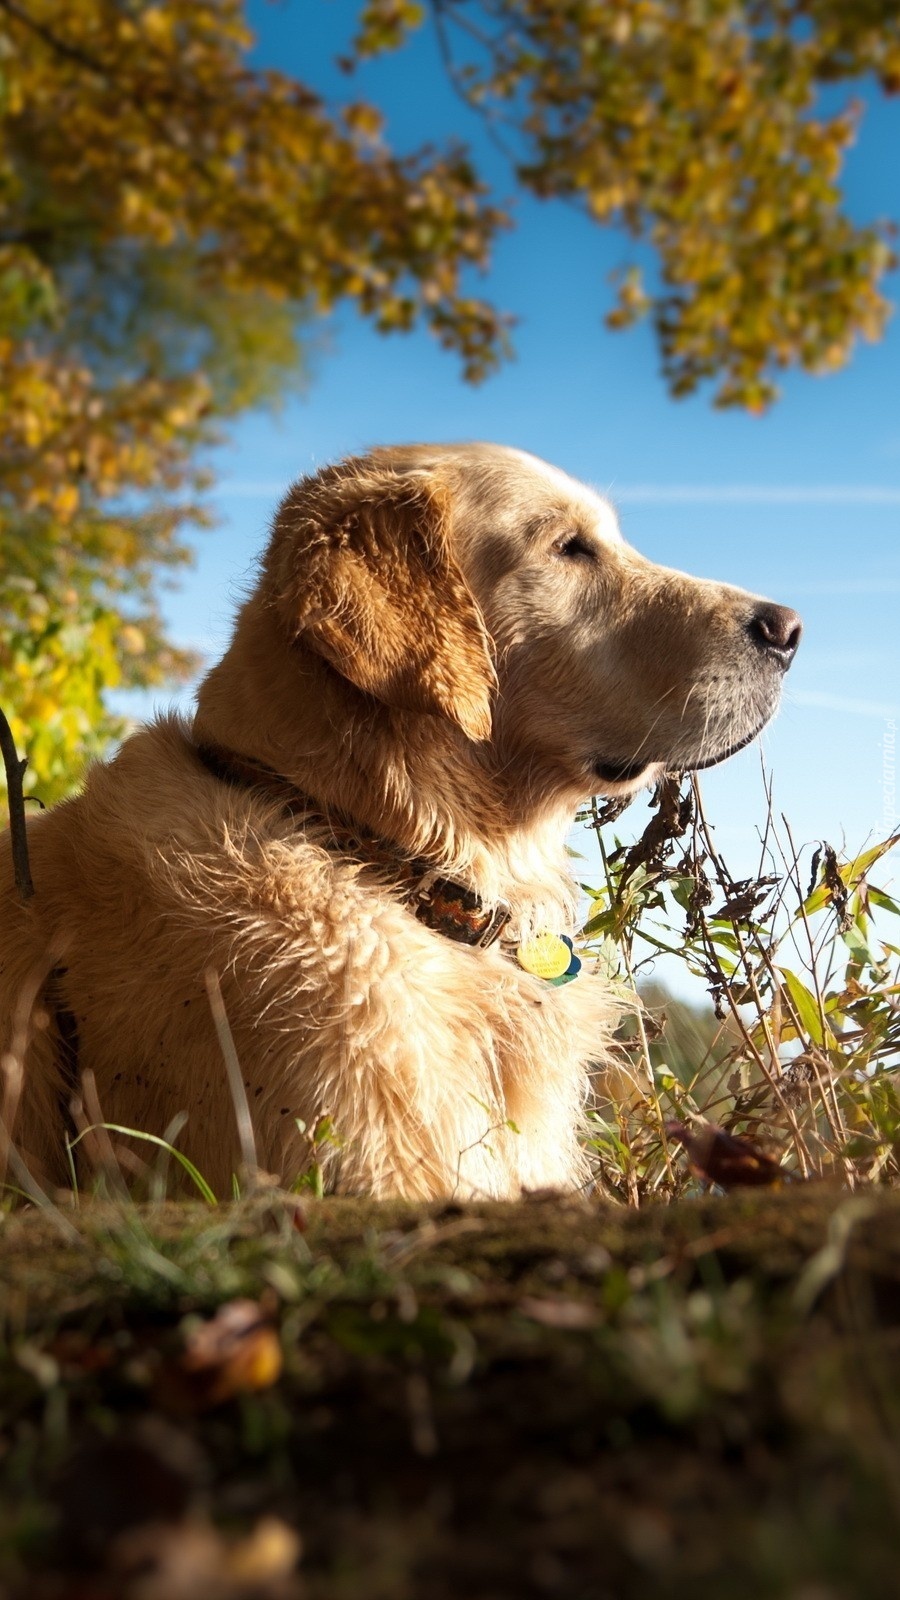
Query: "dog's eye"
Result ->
[[553, 532, 595, 562]]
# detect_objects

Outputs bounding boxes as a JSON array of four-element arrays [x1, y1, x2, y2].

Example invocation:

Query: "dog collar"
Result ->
[[193, 740, 512, 951]]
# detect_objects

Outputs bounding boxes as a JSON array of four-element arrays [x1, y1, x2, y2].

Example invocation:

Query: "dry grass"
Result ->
[[582, 773, 900, 1201]]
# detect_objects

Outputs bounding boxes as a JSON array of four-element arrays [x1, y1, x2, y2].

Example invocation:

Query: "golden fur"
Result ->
[[0, 444, 800, 1198]]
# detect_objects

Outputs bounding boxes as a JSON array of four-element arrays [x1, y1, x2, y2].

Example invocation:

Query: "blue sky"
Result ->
[[151, 2, 900, 903]]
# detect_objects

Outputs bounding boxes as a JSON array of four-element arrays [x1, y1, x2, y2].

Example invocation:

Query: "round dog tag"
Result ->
[[516, 933, 573, 981]]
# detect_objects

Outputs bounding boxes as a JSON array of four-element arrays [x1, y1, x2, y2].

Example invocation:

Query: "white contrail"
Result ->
[[216, 481, 900, 506], [612, 485, 900, 506], [789, 579, 900, 596], [790, 690, 899, 720]]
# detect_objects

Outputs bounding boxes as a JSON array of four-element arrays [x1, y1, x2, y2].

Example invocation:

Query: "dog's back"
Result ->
[[1, 715, 607, 1197]]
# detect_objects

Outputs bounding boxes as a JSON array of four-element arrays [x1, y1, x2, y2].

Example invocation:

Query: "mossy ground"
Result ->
[[2, 1187, 900, 1597]]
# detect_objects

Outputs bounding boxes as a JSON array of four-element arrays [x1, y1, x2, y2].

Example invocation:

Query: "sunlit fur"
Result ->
[[0, 444, 795, 1198]]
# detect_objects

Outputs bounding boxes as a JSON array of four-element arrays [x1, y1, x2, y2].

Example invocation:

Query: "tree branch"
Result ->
[[0, 0, 107, 77], [0, 0, 220, 190], [0, 706, 35, 902]]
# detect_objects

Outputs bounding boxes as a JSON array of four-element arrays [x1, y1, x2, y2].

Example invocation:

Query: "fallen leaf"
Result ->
[[158, 1299, 283, 1412], [111, 1514, 302, 1599], [666, 1121, 786, 1190], [518, 1295, 600, 1329], [225, 1517, 302, 1584]]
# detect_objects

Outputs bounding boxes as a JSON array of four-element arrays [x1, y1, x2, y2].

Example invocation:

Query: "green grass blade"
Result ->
[[67, 1124, 218, 1206]]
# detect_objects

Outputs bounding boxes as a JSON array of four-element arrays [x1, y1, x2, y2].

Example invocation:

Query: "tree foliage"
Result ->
[[357, 0, 897, 409], [0, 0, 504, 799], [0, 0, 897, 798]]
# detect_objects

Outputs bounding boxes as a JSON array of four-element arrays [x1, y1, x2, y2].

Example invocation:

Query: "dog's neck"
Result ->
[[193, 599, 579, 933]]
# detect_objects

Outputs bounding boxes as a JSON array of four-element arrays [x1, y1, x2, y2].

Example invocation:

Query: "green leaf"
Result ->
[[778, 968, 829, 1048], [67, 1124, 217, 1205]]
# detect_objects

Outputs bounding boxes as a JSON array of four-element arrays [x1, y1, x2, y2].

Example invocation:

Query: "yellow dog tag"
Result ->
[[516, 933, 572, 981]]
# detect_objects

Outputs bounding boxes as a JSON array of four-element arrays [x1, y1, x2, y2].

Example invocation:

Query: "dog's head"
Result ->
[[265, 443, 800, 806]]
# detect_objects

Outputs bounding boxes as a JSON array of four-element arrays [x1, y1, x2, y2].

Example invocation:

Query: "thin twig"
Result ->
[[0, 706, 34, 901], [620, 941, 675, 1186], [691, 778, 812, 1177], [0, 947, 60, 1187], [428, 0, 521, 169], [0, 1108, 81, 1243], [76, 1070, 130, 1202], [775, 816, 853, 1169]]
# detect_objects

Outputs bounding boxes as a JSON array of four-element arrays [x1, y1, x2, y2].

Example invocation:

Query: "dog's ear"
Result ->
[[267, 463, 496, 742]]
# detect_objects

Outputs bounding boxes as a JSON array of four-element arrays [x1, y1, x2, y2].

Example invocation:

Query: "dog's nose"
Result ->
[[748, 602, 803, 668]]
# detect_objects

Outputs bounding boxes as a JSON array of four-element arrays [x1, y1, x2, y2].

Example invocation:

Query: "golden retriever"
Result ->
[[0, 444, 801, 1198]]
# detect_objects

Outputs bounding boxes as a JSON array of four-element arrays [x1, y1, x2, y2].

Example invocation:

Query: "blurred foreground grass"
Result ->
[[2, 1188, 900, 1598]]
